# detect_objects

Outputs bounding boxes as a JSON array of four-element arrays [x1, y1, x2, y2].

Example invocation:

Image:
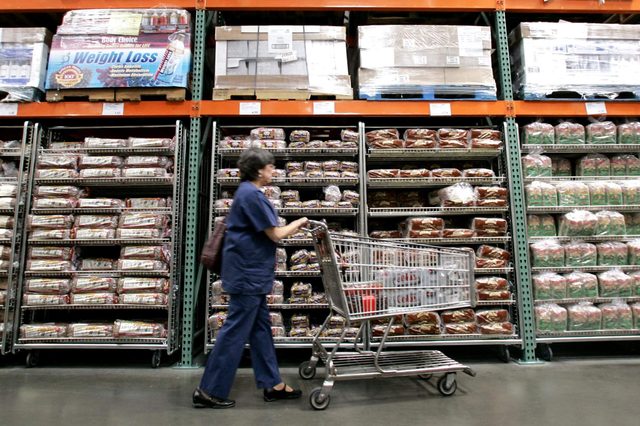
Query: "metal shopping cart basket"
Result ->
[[299, 221, 477, 410]]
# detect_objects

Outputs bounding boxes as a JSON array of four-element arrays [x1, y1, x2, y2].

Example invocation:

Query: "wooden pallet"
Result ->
[[212, 88, 353, 101], [46, 87, 187, 102], [46, 89, 115, 102]]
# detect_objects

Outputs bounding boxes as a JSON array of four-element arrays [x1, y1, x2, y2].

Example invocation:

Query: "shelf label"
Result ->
[[585, 102, 607, 116], [102, 103, 124, 116], [239, 102, 261, 115], [0, 103, 18, 116], [313, 101, 335, 115], [429, 103, 452, 117]]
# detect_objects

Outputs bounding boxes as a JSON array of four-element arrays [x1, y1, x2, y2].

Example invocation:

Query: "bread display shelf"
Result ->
[[0, 177, 18, 184], [275, 271, 321, 278], [381, 236, 510, 245], [368, 206, 508, 217], [534, 297, 640, 305], [0, 239, 10, 245], [527, 205, 640, 213], [219, 148, 358, 158], [218, 177, 359, 187], [524, 176, 640, 184], [28, 238, 170, 246], [21, 304, 169, 310], [529, 235, 640, 243], [0, 271, 8, 277], [211, 303, 329, 310], [475, 267, 514, 274], [216, 207, 358, 217], [279, 239, 314, 246], [25, 270, 170, 278], [34, 177, 174, 187], [0, 208, 15, 214], [372, 334, 520, 343], [522, 144, 640, 154], [367, 148, 503, 160], [368, 177, 505, 188], [16, 338, 167, 347], [0, 148, 24, 157], [41, 147, 175, 156], [531, 265, 640, 273], [31, 208, 173, 215], [475, 299, 516, 306], [537, 330, 640, 344]]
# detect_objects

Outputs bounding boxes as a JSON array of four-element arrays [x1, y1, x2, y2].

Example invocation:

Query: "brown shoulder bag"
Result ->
[[200, 217, 226, 274]]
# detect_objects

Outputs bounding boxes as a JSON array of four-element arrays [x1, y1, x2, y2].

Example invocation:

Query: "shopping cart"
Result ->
[[298, 220, 477, 410]]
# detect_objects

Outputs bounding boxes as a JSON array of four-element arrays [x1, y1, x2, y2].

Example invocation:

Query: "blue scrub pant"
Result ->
[[200, 293, 282, 398]]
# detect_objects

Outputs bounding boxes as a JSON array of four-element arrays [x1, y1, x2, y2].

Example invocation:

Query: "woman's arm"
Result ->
[[264, 217, 308, 243]]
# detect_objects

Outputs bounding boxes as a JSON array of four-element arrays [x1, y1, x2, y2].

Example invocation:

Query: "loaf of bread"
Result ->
[[522, 154, 553, 177], [552, 157, 572, 177], [397, 169, 431, 178], [119, 293, 168, 305], [20, 323, 68, 338], [120, 246, 169, 262], [27, 214, 74, 230], [476, 276, 509, 291], [577, 154, 610, 177], [70, 293, 118, 305], [477, 245, 511, 261], [405, 138, 437, 149], [558, 210, 598, 237], [618, 122, 640, 144], [533, 272, 567, 300], [128, 137, 174, 148], [405, 311, 440, 326], [251, 140, 287, 150], [535, 303, 567, 332], [117, 278, 169, 294], [564, 242, 597, 267], [407, 324, 441, 335], [599, 301, 633, 330], [632, 303, 640, 328], [479, 322, 514, 334], [444, 323, 477, 334], [79, 258, 115, 271], [522, 122, 554, 145], [119, 213, 170, 229], [472, 218, 508, 233], [32, 198, 77, 209], [372, 325, 406, 336], [555, 122, 585, 145], [564, 271, 598, 298], [463, 168, 495, 178], [437, 128, 469, 149], [475, 186, 508, 200], [404, 217, 444, 231], [567, 303, 602, 331], [28, 246, 73, 261], [23, 294, 69, 306], [29, 229, 72, 240], [341, 129, 359, 143], [404, 128, 436, 141], [369, 230, 402, 239], [113, 320, 167, 338], [250, 128, 285, 141], [366, 129, 400, 144], [597, 242, 628, 266], [438, 183, 475, 207], [525, 181, 557, 207], [527, 214, 556, 237], [586, 121, 616, 144], [556, 182, 590, 207], [442, 229, 474, 238], [80, 168, 123, 178], [530, 239, 565, 268], [598, 269, 634, 297], [431, 168, 463, 178], [25, 278, 71, 295], [71, 277, 117, 293], [476, 309, 510, 324], [38, 155, 78, 169], [441, 308, 475, 324], [35, 169, 79, 179], [117, 259, 168, 271], [476, 258, 508, 269], [78, 155, 123, 169]]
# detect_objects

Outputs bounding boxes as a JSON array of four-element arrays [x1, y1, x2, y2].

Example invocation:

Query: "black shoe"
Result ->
[[192, 388, 236, 409], [263, 384, 303, 402]]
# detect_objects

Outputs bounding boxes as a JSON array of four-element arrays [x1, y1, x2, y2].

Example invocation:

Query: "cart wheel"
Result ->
[[26, 351, 39, 368], [437, 375, 457, 397], [498, 346, 511, 363], [298, 361, 316, 380], [418, 374, 433, 380], [309, 388, 330, 410], [151, 351, 162, 368], [537, 344, 553, 362]]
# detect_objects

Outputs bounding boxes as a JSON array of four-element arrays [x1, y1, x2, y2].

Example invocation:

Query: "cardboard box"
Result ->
[[360, 48, 492, 69], [512, 22, 640, 43], [0, 28, 52, 100], [358, 25, 492, 51]]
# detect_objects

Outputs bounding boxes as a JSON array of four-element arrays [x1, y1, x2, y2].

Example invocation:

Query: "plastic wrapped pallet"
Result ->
[[511, 22, 640, 99], [0, 28, 52, 101], [213, 26, 352, 99], [357, 25, 496, 99], [46, 9, 192, 91]]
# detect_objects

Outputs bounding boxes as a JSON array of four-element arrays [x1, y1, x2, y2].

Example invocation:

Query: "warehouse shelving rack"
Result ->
[[0, 123, 35, 355], [11, 122, 187, 367], [2, 0, 640, 365]]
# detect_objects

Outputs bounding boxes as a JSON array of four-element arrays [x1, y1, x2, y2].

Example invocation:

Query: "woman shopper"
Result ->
[[193, 147, 308, 409]]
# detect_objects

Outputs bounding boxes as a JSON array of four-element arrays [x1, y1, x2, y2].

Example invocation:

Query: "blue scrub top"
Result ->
[[221, 181, 278, 295]]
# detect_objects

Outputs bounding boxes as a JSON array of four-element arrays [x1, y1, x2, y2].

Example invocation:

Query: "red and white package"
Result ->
[[74, 228, 116, 240], [442, 229, 474, 239], [20, 323, 68, 338], [78, 156, 123, 169], [477, 245, 511, 261], [437, 128, 469, 148], [119, 213, 169, 229], [70, 293, 118, 305], [128, 137, 173, 148], [74, 215, 119, 229], [123, 156, 172, 169], [113, 320, 167, 338], [84, 137, 127, 148], [35, 169, 79, 179], [79, 168, 122, 178], [67, 323, 114, 338], [125, 198, 170, 209], [117, 259, 168, 271], [27, 215, 74, 230], [37, 155, 78, 169], [71, 276, 117, 293], [475, 187, 508, 200], [476, 277, 509, 291], [431, 168, 463, 178], [438, 183, 476, 207], [476, 199, 507, 207], [25, 278, 71, 294], [116, 229, 164, 239], [404, 217, 444, 231], [79, 258, 114, 270], [472, 217, 508, 233], [33, 185, 83, 198], [407, 324, 441, 335], [119, 293, 168, 305], [23, 294, 69, 306], [120, 246, 169, 262], [366, 129, 400, 143], [476, 258, 508, 269], [405, 311, 440, 326], [27, 260, 73, 271], [117, 278, 169, 294], [397, 169, 430, 178], [444, 323, 477, 334], [341, 129, 359, 143], [478, 322, 513, 334], [77, 198, 125, 209], [404, 128, 437, 141], [33, 198, 78, 209], [476, 309, 510, 324], [28, 247, 73, 260], [477, 289, 512, 300], [463, 168, 495, 178], [369, 230, 402, 239], [29, 229, 72, 240], [441, 308, 475, 324], [121, 168, 169, 178]]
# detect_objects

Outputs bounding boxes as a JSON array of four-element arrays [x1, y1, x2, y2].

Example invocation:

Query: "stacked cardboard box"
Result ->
[[357, 25, 496, 99], [511, 22, 640, 99], [213, 26, 352, 99], [45, 9, 192, 91], [0, 28, 52, 101]]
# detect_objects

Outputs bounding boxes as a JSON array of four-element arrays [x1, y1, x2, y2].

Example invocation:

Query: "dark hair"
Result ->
[[237, 147, 275, 181]]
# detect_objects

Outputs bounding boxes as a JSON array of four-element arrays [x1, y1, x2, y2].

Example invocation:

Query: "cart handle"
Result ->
[[301, 219, 328, 234]]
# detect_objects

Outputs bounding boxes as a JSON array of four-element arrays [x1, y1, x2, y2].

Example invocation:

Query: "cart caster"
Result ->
[[151, 351, 162, 368], [498, 346, 511, 363], [437, 374, 457, 397], [537, 344, 553, 362], [418, 374, 433, 380], [26, 351, 40, 368], [309, 388, 330, 410], [298, 361, 316, 380]]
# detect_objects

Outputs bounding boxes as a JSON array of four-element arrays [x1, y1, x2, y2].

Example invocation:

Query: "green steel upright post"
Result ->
[[180, 8, 207, 367], [494, 10, 538, 363]]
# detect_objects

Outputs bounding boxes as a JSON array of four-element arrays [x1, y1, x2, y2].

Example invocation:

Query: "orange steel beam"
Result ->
[[0, 1, 195, 12], [200, 100, 509, 116], [211, 0, 497, 11], [16, 101, 192, 118], [514, 101, 640, 117], [507, 0, 640, 13]]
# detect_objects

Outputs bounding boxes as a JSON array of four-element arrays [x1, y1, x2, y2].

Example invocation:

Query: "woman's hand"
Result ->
[[264, 217, 309, 243], [291, 217, 309, 230]]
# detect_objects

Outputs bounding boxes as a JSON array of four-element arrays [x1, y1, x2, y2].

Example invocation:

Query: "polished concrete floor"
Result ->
[[1, 351, 639, 426]]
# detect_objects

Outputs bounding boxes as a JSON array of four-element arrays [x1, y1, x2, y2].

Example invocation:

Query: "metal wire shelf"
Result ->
[[40, 147, 174, 156], [219, 148, 358, 158], [534, 297, 640, 305], [529, 235, 640, 243], [218, 177, 359, 187], [210, 303, 329, 310], [381, 236, 510, 245], [21, 304, 169, 310], [367, 176, 505, 188], [274, 271, 321, 278], [524, 176, 640, 183], [531, 265, 640, 273], [367, 148, 503, 160], [522, 144, 640, 153], [34, 177, 174, 187], [25, 270, 170, 277], [368, 206, 508, 217], [31, 207, 173, 215], [216, 207, 358, 217], [527, 205, 640, 213], [28, 238, 170, 246]]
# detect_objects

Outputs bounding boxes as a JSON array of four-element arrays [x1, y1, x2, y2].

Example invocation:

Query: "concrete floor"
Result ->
[[1, 354, 640, 426]]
